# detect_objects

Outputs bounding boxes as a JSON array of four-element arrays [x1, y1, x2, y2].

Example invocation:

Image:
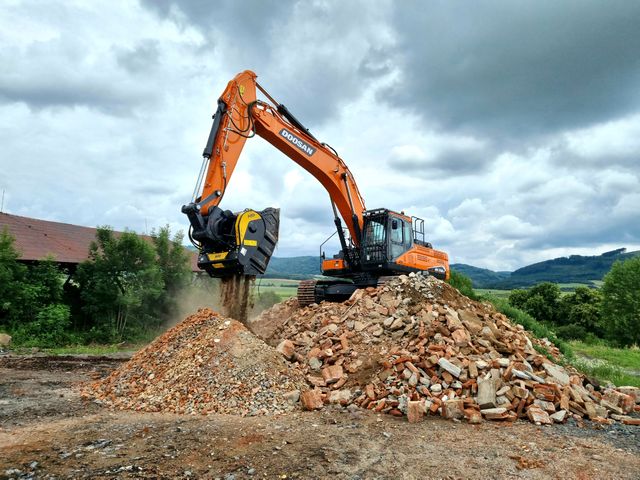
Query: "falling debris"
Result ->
[[220, 274, 254, 323]]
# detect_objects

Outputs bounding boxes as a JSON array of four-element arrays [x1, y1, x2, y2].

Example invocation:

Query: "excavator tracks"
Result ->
[[376, 276, 396, 288], [297, 280, 318, 307]]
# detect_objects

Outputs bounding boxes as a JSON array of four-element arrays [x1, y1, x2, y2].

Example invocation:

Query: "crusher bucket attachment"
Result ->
[[182, 203, 280, 277]]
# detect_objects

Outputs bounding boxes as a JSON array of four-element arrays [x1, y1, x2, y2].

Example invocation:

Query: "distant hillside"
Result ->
[[263, 256, 320, 279], [451, 264, 510, 288], [492, 248, 640, 289], [458, 248, 639, 289]]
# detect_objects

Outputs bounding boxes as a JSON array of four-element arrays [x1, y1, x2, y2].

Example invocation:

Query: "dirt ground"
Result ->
[[1, 355, 638, 480]]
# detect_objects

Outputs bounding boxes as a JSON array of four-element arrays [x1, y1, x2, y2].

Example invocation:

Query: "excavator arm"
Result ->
[[183, 70, 366, 277]]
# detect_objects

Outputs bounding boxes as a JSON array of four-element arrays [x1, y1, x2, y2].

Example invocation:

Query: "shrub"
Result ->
[[600, 256, 640, 347], [448, 271, 478, 300], [12, 304, 73, 348], [556, 323, 588, 341]]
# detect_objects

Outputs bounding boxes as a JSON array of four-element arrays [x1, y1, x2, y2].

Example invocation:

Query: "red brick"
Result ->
[[527, 406, 552, 425], [321, 365, 344, 384], [276, 340, 295, 360], [300, 389, 323, 410], [443, 399, 465, 420], [407, 400, 424, 423], [365, 384, 376, 400]]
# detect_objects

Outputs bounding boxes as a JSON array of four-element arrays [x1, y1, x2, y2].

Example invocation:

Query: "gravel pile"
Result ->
[[251, 273, 640, 425], [84, 308, 305, 415]]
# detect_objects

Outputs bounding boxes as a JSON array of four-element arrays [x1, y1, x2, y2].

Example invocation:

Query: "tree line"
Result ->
[[451, 256, 640, 347], [0, 226, 193, 347]]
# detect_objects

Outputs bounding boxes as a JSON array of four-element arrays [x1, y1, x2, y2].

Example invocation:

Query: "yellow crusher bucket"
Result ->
[[182, 204, 280, 277]]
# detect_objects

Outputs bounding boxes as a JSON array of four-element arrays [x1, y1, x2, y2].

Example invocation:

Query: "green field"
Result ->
[[254, 278, 299, 301], [476, 289, 511, 299], [571, 340, 640, 388], [571, 341, 640, 372]]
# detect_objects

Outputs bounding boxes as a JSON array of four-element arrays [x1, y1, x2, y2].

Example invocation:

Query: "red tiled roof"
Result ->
[[0, 212, 200, 272]]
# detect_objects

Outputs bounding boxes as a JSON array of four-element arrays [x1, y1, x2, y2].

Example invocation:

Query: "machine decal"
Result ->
[[279, 128, 316, 156]]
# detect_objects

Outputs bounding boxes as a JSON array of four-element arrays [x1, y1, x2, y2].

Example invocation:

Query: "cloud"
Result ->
[[389, 143, 493, 176], [384, 1, 640, 141], [115, 40, 160, 75], [140, 0, 396, 125]]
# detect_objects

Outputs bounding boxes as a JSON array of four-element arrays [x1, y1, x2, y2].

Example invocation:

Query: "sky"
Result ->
[[1, 0, 639, 271]]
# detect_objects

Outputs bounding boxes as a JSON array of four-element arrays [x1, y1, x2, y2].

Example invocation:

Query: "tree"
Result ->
[[508, 289, 529, 310], [600, 257, 640, 347], [0, 228, 26, 325], [77, 227, 163, 342], [558, 286, 602, 332], [151, 226, 191, 319], [508, 282, 560, 325]]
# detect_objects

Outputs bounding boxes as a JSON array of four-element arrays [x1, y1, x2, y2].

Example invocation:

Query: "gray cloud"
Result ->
[[140, 0, 394, 125], [389, 146, 493, 176], [2, 1, 640, 271], [0, 79, 152, 115], [385, 1, 640, 141], [116, 40, 160, 75]]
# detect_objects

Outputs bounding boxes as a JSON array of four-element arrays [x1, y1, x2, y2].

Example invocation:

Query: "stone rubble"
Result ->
[[83, 274, 640, 427], [253, 273, 640, 425]]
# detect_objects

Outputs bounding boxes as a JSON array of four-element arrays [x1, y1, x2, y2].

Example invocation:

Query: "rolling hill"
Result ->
[[454, 248, 639, 289], [211, 248, 640, 288]]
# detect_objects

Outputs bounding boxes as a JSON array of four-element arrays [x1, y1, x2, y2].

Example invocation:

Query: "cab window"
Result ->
[[365, 219, 385, 245], [390, 219, 403, 243]]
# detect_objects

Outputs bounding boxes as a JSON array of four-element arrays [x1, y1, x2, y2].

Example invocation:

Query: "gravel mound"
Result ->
[[84, 308, 305, 415]]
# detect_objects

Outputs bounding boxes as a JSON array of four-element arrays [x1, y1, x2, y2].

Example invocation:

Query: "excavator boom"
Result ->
[[183, 70, 449, 301]]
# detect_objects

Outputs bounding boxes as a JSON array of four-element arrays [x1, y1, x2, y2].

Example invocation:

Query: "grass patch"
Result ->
[[570, 341, 640, 371], [254, 278, 299, 301], [572, 358, 640, 388], [40, 344, 143, 355]]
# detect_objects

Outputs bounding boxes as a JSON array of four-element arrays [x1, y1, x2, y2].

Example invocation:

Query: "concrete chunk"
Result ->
[[543, 362, 570, 385], [550, 409, 567, 423], [477, 377, 497, 409], [438, 358, 461, 378]]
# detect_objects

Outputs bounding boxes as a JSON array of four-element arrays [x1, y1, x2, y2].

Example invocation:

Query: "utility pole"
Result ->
[[1, 189, 4, 213]]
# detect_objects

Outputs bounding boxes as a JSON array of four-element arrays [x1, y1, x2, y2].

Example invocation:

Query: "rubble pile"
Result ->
[[84, 308, 305, 415], [253, 274, 640, 425]]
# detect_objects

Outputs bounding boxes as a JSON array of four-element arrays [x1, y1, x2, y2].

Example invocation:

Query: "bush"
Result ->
[[600, 256, 640, 347], [448, 271, 478, 300], [556, 323, 588, 341], [12, 304, 73, 348]]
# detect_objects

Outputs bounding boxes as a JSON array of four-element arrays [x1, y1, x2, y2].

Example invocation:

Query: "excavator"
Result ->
[[182, 70, 449, 306]]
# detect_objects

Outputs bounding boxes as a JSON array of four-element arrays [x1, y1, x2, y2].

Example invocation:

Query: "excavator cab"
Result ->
[[360, 209, 447, 279], [321, 208, 447, 280], [360, 209, 413, 268]]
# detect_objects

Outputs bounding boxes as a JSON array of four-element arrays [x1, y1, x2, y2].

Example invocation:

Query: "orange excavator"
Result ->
[[182, 70, 449, 306]]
